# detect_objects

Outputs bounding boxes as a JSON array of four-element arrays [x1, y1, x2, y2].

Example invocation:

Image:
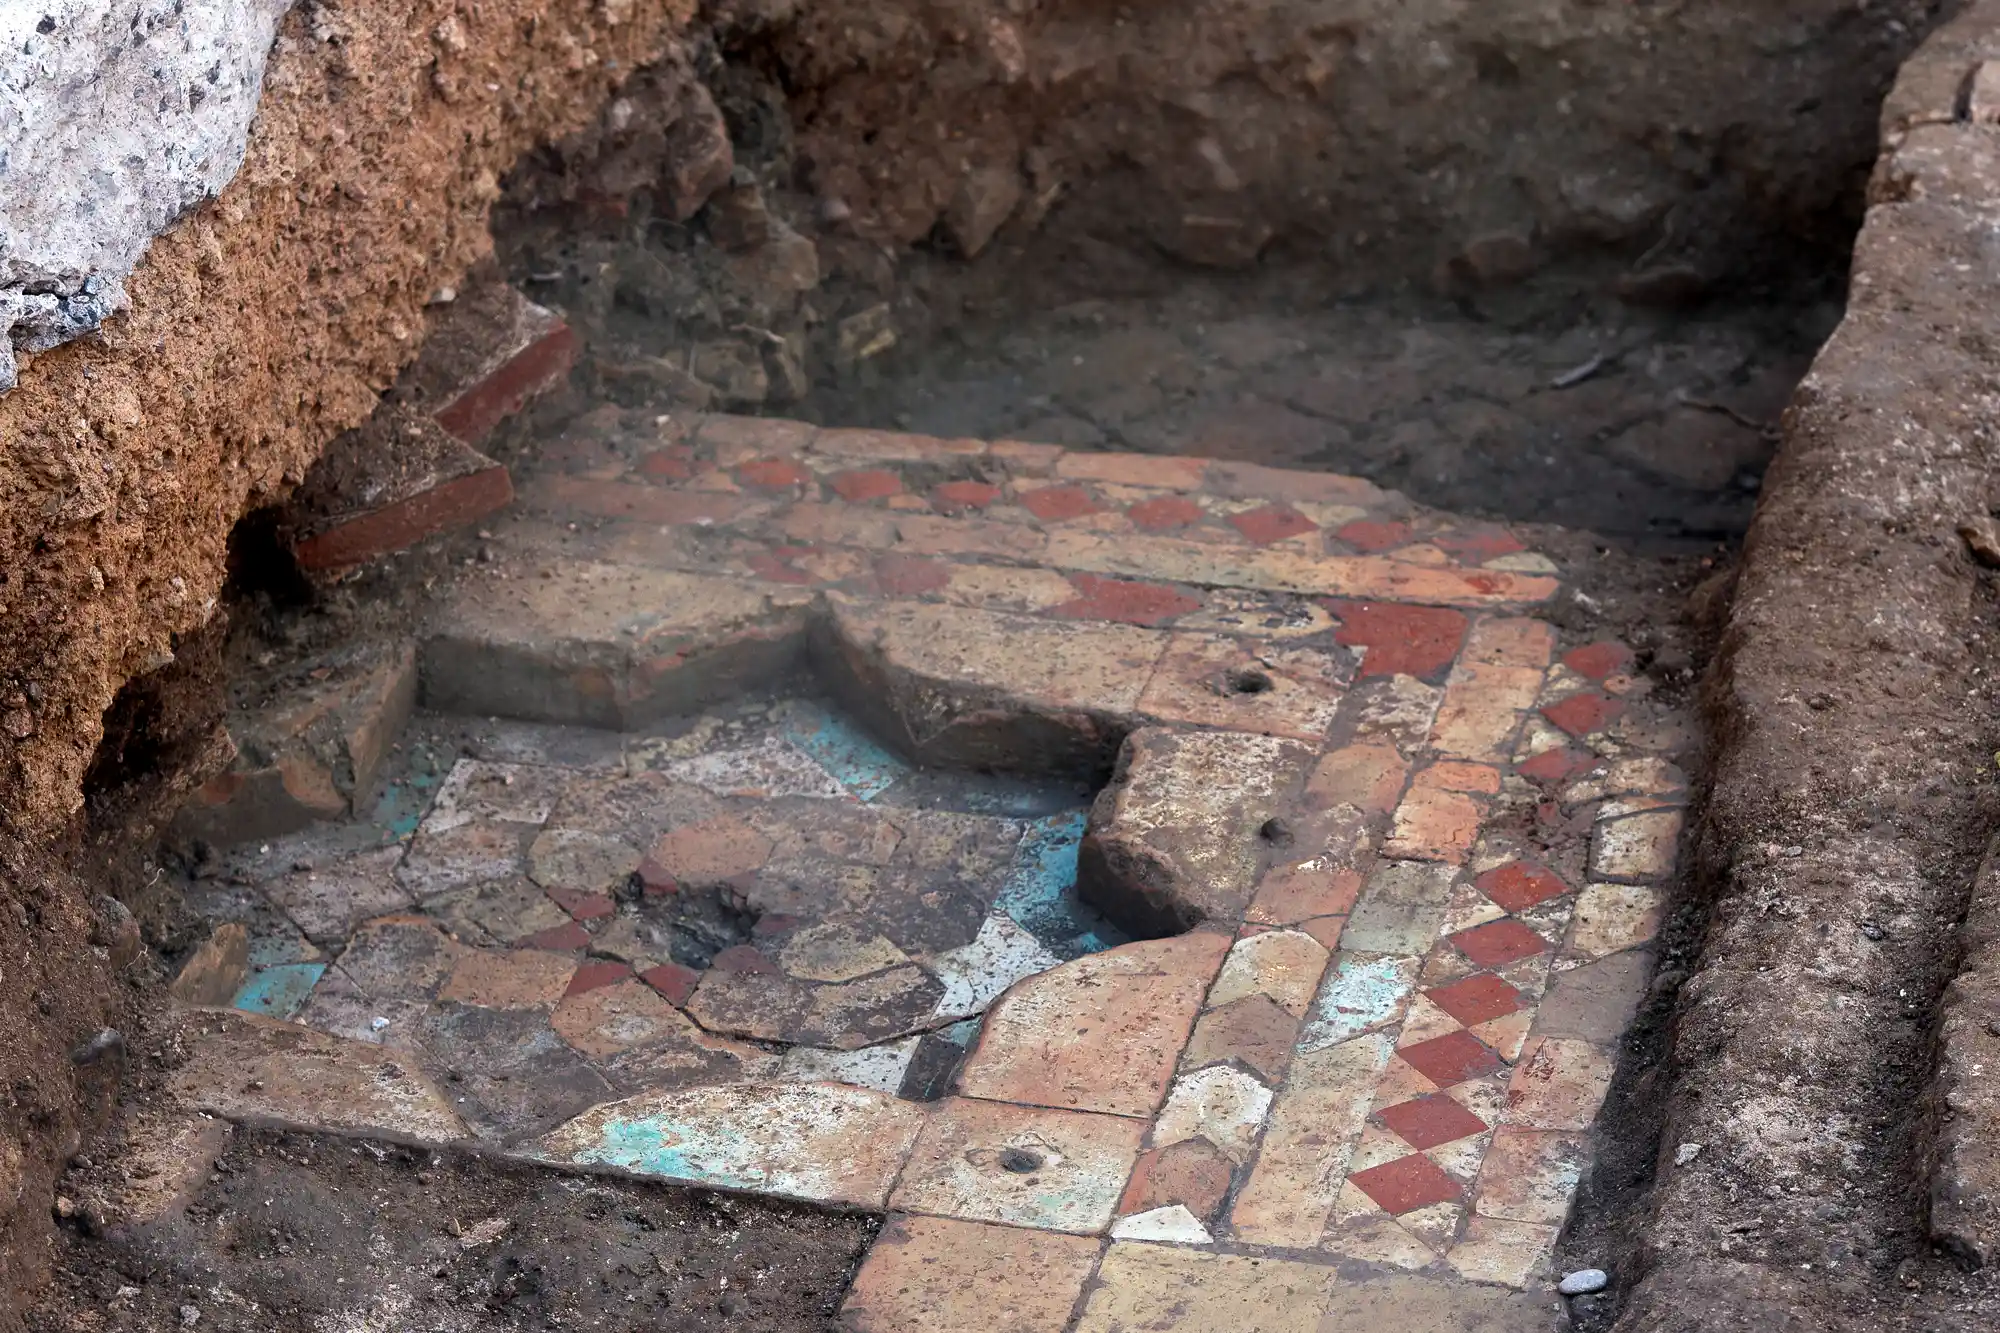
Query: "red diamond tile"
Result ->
[[1425, 973, 1525, 1027], [932, 480, 1001, 513], [1349, 1153, 1464, 1214], [1517, 745, 1594, 784], [1432, 524, 1526, 562], [1542, 691, 1625, 738], [566, 959, 634, 996], [1378, 1093, 1488, 1150], [1229, 503, 1317, 545], [1051, 574, 1201, 627], [1127, 495, 1205, 532], [1563, 641, 1635, 681], [831, 468, 905, 502], [1474, 861, 1569, 914], [1397, 1030, 1507, 1087], [1327, 601, 1470, 682], [1335, 519, 1411, 553], [736, 458, 810, 490], [1019, 484, 1102, 522], [1450, 918, 1549, 968]]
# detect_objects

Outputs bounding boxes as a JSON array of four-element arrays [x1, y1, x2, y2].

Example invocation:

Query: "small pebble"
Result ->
[[1559, 1268, 1609, 1296]]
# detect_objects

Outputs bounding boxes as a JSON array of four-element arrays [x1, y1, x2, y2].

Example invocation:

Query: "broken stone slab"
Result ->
[[395, 282, 576, 445], [1078, 728, 1316, 935], [173, 639, 417, 846], [285, 410, 513, 574], [165, 1009, 470, 1147], [421, 559, 814, 727], [523, 1080, 923, 1208]]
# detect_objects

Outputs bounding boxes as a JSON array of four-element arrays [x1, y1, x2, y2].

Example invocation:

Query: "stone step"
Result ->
[[173, 638, 417, 847], [398, 281, 577, 446]]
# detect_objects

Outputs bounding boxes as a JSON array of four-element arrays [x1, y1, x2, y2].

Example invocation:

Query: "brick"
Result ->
[[1127, 494, 1206, 531], [889, 1097, 1144, 1233], [831, 468, 906, 502], [1119, 1138, 1236, 1224], [1475, 861, 1570, 913], [1506, 1037, 1615, 1129], [959, 932, 1229, 1117], [1183, 993, 1299, 1083], [409, 284, 576, 445], [1019, 483, 1103, 522], [842, 1215, 1100, 1333], [1230, 1032, 1390, 1245], [990, 439, 1066, 472], [289, 411, 514, 573], [1336, 519, 1413, 553], [1076, 1245, 1335, 1333], [1228, 503, 1317, 546], [932, 480, 1002, 512], [1080, 729, 1316, 933], [1329, 602, 1469, 681], [534, 1081, 923, 1208]]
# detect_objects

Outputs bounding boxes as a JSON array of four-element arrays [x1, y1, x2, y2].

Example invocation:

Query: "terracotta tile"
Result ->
[[1563, 641, 1636, 681], [1250, 862, 1365, 927], [1056, 451, 1211, 490], [1378, 1094, 1488, 1150], [551, 978, 697, 1057], [1128, 494, 1206, 532], [830, 468, 906, 502], [1433, 524, 1528, 563], [1450, 918, 1549, 968], [1019, 484, 1103, 522], [1429, 663, 1546, 762], [1475, 861, 1570, 913], [1119, 1137, 1236, 1223], [892, 512, 1050, 561], [959, 933, 1229, 1117], [1517, 744, 1594, 784], [777, 924, 911, 983], [1349, 1153, 1463, 1215], [1316, 1267, 1558, 1329], [638, 961, 703, 1007], [566, 958, 634, 995], [1506, 1037, 1615, 1130], [1075, 1244, 1333, 1333], [1230, 503, 1318, 545], [1591, 810, 1682, 883], [520, 921, 592, 951], [1050, 573, 1201, 626], [1299, 915, 1347, 950], [1460, 617, 1557, 670], [889, 1097, 1145, 1233], [438, 947, 576, 1009], [1153, 1065, 1274, 1159], [261, 847, 413, 946], [1446, 1215, 1558, 1289], [931, 480, 1003, 513], [1542, 690, 1625, 737], [842, 1215, 1099, 1333], [1182, 993, 1299, 1082], [1475, 1128, 1587, 1225], [1208, 929, 1330, 1017], [1535, 952, 1649, 1044], [1397, 1031, 1505, 1088], [735, 457, 813, 490], [1230, 1032, 1391, 1245], [813, 427, 985, 461], [650, 813, 775, 885], [938, 562, 1079, 614], [1137, 633, 1344, 739], [532, 1080, 923, 1207], [698, 415, 817, 459], [1336, 519, 1412, 553], [1425, 973, 1524, 1027], [1383, 784, 1484, 863], [874, 553, 953, 596], [1328, 601, 1468, 681], [544, 885, 615, 920], [1305, 742, 1409, 815], [1471, 1009, 1536, 1062], [1568, 883, 1663, 958]]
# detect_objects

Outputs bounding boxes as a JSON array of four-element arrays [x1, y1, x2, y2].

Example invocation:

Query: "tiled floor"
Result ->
[[170, 413, 1687, 1330]]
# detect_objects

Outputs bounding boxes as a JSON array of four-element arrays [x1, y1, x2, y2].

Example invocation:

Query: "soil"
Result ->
[[27, 1125, 874, 1332]]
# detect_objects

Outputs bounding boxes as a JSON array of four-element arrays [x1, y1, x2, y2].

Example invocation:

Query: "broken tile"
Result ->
[[260, 847, 413, 945], [1447, 1215, 1558, 1289], [1111, 1205, 1215, 1244], [661, 734, 847, 800], [1590, 811, 1682, 883], [928, 912, 1064, 1021], [1119, 1137, 1236, 1223], [779, 1038, 921, 1093], [778, 923, 911, 982], [1182, 993, 1299, 1082], [1230, 1033, 1391, 1246], [550, 978, 695, 1057], [437, 947, 576, 1009], [1137, 634, 1344, 740], [959, 932, 1229, 1117], [1208, 929, 1329, 1017], [1475, 1128, 1587, 1225], [889, 1096, 1144, 1233], [531, 1080, 924, 1206], [1342, 861, 1457, 957], [1506, 1037, 1615, 1130], [1075, 1242, 1332, 1332], [1153, 1066, 1274, 1160], [1298, 952, 1420, 1052]]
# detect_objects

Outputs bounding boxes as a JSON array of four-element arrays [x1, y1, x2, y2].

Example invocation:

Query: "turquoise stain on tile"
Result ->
[[1296, 952, 1421, 1053], [233, 962, 327, 1021], [993, 811, 1130, 960], [574, 1115, 769, 1193], [370, 768, 443, 841], [783, 707, 908, 801]]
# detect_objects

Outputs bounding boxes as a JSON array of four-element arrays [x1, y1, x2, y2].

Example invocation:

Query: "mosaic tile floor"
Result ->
[[167, 413, 1688, 1330]]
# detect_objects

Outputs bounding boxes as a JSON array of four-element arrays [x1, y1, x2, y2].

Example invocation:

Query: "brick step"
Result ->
[[173, 638, 417, 847], [281, 283, 574, 575]]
